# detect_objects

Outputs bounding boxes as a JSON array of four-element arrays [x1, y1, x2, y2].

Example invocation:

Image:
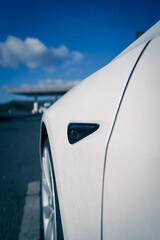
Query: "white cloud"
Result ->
[[65, 67, 78, 75], [0, 36, 85, 71], [72, 51, 84, 62], [37, 78, 81, 88]]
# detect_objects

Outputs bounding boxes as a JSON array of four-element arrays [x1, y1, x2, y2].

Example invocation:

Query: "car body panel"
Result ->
[[41, 41, 149, 240], [103, 35, 160, 240], [114, 21, 160, 61]]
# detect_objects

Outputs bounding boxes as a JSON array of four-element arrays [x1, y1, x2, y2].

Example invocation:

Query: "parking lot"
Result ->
[[0, 114, 42, 240]]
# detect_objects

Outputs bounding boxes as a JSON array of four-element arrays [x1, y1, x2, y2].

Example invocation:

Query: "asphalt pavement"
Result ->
[[0, 114, 42, 240]]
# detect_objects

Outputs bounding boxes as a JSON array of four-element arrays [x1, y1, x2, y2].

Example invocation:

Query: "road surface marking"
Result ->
[[19, 181, 40, 240]]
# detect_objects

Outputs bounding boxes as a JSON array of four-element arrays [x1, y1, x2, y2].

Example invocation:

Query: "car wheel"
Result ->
[[41, 139, 63, 240]]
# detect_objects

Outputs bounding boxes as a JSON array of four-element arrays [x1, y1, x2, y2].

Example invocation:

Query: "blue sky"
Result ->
[[0, 0, 160, 103]]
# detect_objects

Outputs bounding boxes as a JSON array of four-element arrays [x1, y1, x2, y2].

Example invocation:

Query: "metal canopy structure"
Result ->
[[7, 86, 73, 97], [7, 85, 74, 113]]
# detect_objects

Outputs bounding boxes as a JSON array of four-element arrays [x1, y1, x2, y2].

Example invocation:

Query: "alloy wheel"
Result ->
[[42, 145, 57, 240]]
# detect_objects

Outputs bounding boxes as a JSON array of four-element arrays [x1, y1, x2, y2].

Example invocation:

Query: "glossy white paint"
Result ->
[[103, 35, 160, 239], [42, 43, 147, 240], [41, 22, 160, 240]]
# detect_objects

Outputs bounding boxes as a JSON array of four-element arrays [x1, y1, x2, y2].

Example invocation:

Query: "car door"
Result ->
[[103, 35, 160, 240]]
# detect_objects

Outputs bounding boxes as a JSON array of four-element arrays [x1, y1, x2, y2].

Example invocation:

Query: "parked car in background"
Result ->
[[40, 21, 160, 240]]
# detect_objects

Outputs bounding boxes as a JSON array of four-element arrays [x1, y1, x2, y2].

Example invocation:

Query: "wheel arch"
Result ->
[[40, 119, 64, 239]]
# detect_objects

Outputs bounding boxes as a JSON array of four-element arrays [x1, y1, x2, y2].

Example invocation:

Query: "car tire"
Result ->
[[41, 139, 64, 240]]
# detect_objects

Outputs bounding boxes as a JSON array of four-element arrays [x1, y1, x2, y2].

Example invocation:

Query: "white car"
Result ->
[[40, 21, 160, 240]]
